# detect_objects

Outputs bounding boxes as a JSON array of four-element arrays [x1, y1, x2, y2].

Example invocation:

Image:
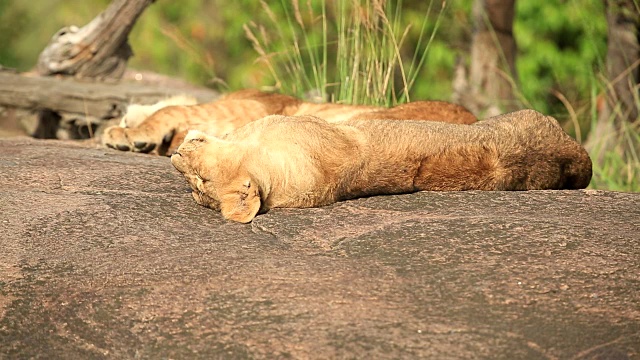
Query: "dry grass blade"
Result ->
[[160, 24, 215, 77], [552, 89, 582, 143]]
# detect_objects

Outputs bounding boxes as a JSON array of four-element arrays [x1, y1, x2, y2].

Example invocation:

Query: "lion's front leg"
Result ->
[[102, 106, 188, 155]]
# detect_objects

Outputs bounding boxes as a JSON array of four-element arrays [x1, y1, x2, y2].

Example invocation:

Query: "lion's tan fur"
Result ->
[[119, 95, 198, 128], [103, 89, 476, 155], [171, 110, 592, 223]]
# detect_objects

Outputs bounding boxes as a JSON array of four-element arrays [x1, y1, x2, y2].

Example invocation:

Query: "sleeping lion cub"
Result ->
[[103, 89, 476, 155], [171, 110, 592, 223]]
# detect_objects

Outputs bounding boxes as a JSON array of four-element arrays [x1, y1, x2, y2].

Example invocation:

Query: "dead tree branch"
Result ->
[[36, 0, 155, 80]]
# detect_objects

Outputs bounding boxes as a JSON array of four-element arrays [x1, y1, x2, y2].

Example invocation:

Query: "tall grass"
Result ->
[[586, 87, 640, 192], [545, 76, 639, 192], [590, 132, 640, 192], [244, 0, 445, 106]]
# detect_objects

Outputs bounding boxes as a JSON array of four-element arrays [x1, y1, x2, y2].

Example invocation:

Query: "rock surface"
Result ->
[[1, 137, 638, 359]]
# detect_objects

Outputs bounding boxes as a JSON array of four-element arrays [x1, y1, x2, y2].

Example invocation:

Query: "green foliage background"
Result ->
[[0, 0, 606, 115]]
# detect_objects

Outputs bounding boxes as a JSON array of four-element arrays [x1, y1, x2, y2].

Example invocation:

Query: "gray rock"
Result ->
[[1, 137, 638, 359]]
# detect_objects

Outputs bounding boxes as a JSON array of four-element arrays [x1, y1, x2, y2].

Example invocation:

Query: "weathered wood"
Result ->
[[7, 0, 218, 139], [0, 71, 218, 139], [0, 72, 217, 119], [452, 0, 518, 117], [36, 0, 155, 80], [601, 0, 640, 124]]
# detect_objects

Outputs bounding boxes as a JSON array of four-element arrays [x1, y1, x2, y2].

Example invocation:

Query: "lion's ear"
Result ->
[[219, 178, 261, 223]]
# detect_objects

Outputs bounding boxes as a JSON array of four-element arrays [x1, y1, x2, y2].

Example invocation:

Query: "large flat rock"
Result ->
[[1, 137, 638, 359]]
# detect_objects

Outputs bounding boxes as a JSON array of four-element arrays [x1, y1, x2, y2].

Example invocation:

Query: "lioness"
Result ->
[[171, 110, 592, 223], [103, 89, 477, 155]]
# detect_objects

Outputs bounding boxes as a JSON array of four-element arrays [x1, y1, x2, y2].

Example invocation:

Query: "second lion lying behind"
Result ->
[[103, 90, 477, 155], [171, 109, 592, 223]]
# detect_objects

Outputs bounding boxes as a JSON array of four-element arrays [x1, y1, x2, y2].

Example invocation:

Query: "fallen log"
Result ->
[[0, 71, 218, 139]]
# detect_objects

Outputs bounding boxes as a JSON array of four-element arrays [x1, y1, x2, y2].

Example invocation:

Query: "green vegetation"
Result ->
[[0, 0, 637, 191], [243, 0, 449, 105], [588, 97, 640, 192]]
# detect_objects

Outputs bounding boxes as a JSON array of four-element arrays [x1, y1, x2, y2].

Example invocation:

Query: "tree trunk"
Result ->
[[453, 0, 518, 117], [585, 0, 639, 156], [602, 0, 640, 123], [36, 0, 155, 80]]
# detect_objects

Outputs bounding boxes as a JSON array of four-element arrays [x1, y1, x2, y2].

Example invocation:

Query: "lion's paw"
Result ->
[[170, 131, 207, 172], [102, 125, 176, 154]]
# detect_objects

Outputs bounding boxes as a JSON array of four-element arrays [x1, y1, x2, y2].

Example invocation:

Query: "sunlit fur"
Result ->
[[171, 110, 592, 223], [119, 95, 198, 128]]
